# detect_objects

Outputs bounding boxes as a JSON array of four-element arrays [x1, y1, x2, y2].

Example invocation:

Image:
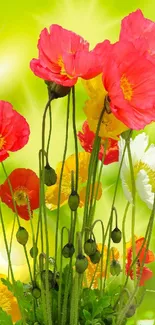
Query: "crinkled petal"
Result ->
[[136, 170, 154, 209]]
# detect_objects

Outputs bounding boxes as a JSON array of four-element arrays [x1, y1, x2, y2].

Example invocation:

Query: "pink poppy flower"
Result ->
[[0, 101, 30, 162], [30, 24, 110, 87], [101, 40, 155, 129], [120, 9, 155, 64], [77, 121, 119, 165]]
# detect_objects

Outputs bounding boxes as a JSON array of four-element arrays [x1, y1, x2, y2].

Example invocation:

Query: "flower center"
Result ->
[[0, 134, 6, 150], [14, 188, 28, 206], [57, 56, 74, 79], [134, 161, 155, 192], [120, 74, 133, 101]]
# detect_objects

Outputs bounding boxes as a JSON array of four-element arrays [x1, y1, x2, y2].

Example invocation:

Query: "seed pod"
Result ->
[[68, 191, 80, 211], [84, 239, 97, 256], [30, 245, 38, 258], [32, 287, 41, 299], [45, 81, 71, 99], [62, 243, 75, 258], [111, 227, 122, 243], [44, 164, 57, 186], [75, 254, 88, 274], [110, 260, 121, 276], [16, 227, 28, 246], [125, 304, 136, 318], [90, 250, 101, 264]]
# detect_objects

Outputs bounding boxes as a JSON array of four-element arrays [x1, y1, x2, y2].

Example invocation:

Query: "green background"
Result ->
[[0, 0, 155, 322]]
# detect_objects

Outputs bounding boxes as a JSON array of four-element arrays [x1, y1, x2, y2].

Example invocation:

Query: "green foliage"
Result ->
[[0, 309, 13, 325]]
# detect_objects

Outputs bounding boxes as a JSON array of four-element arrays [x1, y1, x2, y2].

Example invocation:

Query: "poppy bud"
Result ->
[[16, 227, 28, 246], [62, 243, 75, 258], [68, 191, 80, 211], [90, 250, 101, 264], [32, 287, 41, 299], [75, 254, 88, 273], [111, 227, 122, 243], [41, 269, 53, 283], [125, 304, 136, 318], [110, 260, 121, 276], [44, 164, 57, 186], [45, 81, 71, 99], [84, 239, 97, 256], [30, 245, 38, 258], [121, 129, 131, 141]]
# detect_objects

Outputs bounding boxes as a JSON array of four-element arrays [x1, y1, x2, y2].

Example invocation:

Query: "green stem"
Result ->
[[72, 86, 78, 192], [46, 90, 52, 162], [8, 214, 16, 280], [127, 141, 136, 286], [1, 162, 33, 283], [0, 203, 27, 325], [122, 202, 130, 282], [54, 92, 71, 277]]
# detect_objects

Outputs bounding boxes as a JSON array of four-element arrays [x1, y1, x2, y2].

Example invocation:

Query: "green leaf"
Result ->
[[83, 309, 92, 320], [92, 296, 111, 318], [0, 308, 13, 325]]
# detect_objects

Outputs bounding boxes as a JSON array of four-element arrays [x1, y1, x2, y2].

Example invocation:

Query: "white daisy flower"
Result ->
[[119, 133, 155, 209]]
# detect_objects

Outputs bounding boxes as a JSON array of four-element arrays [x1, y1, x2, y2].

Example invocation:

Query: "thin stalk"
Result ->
[[122, 202, 130, 282], [72, 86, 78, 192], [8, 214, 16, 280]]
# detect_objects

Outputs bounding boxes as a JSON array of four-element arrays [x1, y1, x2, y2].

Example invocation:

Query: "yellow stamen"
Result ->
[[57, 56, 74, 79], [120, 74, 133, 101], [134, 161, 155, 192], [0, 134, 6, 150], [14, 189, 28, 206]]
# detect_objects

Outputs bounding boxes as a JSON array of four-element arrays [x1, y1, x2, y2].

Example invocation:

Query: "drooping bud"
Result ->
[[32, 287, 41, 299], [68, 191, 80, 211], [16, 227, 28, 246], [90, 250, 101, 264], [44, 164, 57, 186], [45, 81, 71, 99], [125, 304, 136, 318], [110, 260, 121, 276], [75, 254, 88, 274], [111, 227, 122, 243], [62, 243, 75, 258], [30, 245, 38, 258], [84, 239, 97, 256]]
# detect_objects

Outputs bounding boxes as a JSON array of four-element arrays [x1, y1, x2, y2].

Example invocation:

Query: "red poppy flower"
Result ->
[[101, 40, 155, 130], [120, 9, 155, 65], [0, 100, 30, 162], [30, 24, 110, 87], [0, 169, 40, 220], [77, 121, 119, 165], [126, 237, 155, 286]]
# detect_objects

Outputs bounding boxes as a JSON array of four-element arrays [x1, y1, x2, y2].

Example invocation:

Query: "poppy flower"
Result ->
[[126, 237, 155, 286], [120, 9, 155, 65], [0, 169, 40, 220], [0, 100, 30, 162], [30, 24, 110, 87], [82, 74, 128, 140], [45, 152, 102, 210], [119, 133, 155, 209], [101, 40, 155, 130], [0, 274, 21, 322], [85, 244, 120, 288], [77, 121, 119, 165]]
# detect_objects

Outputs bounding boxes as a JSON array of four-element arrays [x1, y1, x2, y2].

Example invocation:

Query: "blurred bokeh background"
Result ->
[[0, 0, 155, 322]]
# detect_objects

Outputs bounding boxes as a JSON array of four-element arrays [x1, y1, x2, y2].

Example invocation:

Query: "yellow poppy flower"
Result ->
[[45, 152, 102, 210], [84, 244, 120, 288], [82, 74, 128, 140], [0, 274, 21, 323]]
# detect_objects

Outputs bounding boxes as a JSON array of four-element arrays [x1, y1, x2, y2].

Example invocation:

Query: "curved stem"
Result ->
[[122, 202, 130, 282], [72, 86, 78, 192]]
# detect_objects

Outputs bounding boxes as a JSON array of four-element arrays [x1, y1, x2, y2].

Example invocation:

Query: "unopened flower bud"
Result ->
[[41, 270, 53, 283], [62, 243, 75, 258], [84, 239, 97, 256], [68, 191, 80, 211], [110, 260, 121, 276], [32, 287, 41, 299], [44, 164, 57, 186], [90, 250, 101, 264], [75, 254, 88, 273], [125, 304, 136, 318], [45, 81, 71, 99], [16, 227, 28, 246], [30, 245, 38, 258], [111, 227, 122, 243]]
